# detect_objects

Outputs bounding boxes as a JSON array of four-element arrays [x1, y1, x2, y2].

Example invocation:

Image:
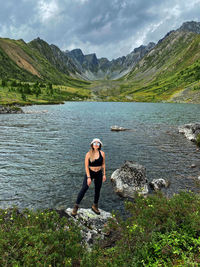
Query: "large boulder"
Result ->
[[65, 208, 112, 248], [178, 123, 200, 142], [110, 161, 149, 198]]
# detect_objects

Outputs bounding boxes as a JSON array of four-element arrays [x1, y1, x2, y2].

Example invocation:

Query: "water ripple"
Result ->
[[0, 102, 200, 212]]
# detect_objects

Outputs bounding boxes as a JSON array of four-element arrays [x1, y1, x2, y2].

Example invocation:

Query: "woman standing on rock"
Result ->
[[72, 138, 106, 216]]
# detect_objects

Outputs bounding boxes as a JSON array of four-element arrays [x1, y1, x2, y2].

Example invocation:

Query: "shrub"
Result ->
[[196, 133, 200, 147], [85, 192, 200, 266], [0, 208, 84, 266]]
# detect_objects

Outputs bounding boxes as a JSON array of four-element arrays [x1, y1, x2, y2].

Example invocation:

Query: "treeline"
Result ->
[[0, 79, 61, 101]]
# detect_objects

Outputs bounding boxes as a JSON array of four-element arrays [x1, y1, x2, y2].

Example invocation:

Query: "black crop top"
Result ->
[[89, 150, 103, 167]]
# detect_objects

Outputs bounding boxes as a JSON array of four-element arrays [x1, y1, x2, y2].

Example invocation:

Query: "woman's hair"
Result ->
[[89, 143, 101, 162], [90, 143, 101, 151]]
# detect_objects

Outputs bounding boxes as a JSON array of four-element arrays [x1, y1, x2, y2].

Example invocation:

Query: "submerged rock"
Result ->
[[178, 123, 200, 142], [149, 178, 169, 191], [110, 161, 149, 198], [65, 208, 112, 248]]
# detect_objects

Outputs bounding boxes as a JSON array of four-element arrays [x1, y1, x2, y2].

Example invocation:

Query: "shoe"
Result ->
[[92, 203, 100, 215], [71, 204, 79, 216]]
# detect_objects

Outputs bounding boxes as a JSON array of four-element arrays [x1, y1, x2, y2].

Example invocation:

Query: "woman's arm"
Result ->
[[102, 151, 106, 182], [85, 152, 92, 186]]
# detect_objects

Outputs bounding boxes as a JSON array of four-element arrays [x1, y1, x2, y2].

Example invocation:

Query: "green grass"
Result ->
[[1, 191, 200, 266], [0, 208, 83, 266], [0, 79, 91, 105], [83, 191, 200, 266]]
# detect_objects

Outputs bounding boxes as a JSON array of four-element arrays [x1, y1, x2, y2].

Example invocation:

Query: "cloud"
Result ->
[[37, 0, 60, 23], [0, 0, 200, 59]]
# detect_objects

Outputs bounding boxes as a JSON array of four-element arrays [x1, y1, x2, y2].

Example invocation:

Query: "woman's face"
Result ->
[[92, 142, 100, 149]]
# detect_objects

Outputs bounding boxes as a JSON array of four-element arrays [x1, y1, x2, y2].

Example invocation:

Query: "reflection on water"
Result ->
[[0, 102, 199, 213]]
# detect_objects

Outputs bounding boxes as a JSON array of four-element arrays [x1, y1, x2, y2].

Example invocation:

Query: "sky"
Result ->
[[0, 0, 200, 60]]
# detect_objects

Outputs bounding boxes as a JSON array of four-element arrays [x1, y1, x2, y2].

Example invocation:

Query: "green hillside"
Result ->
[[0, 38, 91, 104], [90, 30, 200, 103], [1, 30, 200, 104], [0, 38, 90, 86], [0, 79, 91, 105]]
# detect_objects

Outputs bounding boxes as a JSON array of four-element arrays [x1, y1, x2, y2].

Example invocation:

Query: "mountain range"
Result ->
[[0, 21, 200, 103]]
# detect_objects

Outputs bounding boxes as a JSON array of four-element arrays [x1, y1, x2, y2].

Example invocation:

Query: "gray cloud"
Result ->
[[0, 0, 200, 60]]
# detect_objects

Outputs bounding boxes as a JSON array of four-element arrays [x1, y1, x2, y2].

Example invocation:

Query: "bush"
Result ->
[[0, 208, 84, 266], [196, 133, 200, 147], [84, 192, 200, 266]]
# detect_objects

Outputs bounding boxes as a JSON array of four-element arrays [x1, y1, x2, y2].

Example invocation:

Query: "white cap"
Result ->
[[90, 138, 103, 146]]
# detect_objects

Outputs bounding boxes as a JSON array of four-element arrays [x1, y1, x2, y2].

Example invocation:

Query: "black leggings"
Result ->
[[76, 169, 103, 205]]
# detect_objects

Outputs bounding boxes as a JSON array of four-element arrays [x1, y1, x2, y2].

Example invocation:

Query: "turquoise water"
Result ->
[[0, 102, 199, 213]]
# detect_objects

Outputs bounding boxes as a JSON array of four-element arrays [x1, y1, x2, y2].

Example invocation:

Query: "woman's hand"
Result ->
[[103, 175, 106, 182], [87, 177, 92, 186]]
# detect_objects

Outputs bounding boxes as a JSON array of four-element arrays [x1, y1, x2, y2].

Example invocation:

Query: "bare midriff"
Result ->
[[89, 166, 102, 172]]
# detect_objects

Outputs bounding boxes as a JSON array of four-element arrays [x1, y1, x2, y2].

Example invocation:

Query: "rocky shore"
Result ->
[[0, 105, 24, 114], [178, 123, 200, 144]]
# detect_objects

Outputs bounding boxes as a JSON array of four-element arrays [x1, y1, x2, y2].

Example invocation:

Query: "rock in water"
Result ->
[[110, 161, 149, 198], [0, 105, 24, 114], [111, 125, 129, 131], [65, 208, 112, 248], [178, 123, 200, 142], [149, 178, 169, 191]]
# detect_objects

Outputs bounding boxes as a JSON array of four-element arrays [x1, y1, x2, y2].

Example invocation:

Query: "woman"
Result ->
[[71, 138, 106, 216]]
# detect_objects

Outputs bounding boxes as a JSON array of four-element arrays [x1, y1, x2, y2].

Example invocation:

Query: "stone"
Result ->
[[111, 125, 129, 131], [65, 208, 112, 249], [110, 161, 149, 198], [178, 123, 200, 142], [191, 164, 196, 168], [0, 105, 23, 114], [149, 178, 169, 191]]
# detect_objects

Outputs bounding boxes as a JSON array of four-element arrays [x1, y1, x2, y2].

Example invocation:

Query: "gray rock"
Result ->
[[65, 208, 112, 249], [149, 178, 169, 191], [178, 123, 200, 142], [111, 125, 129, 131], [191, 164, 197, 168], [110, 161, 149, 198], [0, 105, 24, 114]]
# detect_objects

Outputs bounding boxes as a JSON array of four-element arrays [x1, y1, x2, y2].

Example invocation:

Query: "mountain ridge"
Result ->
[[1, 20, 200, 103]]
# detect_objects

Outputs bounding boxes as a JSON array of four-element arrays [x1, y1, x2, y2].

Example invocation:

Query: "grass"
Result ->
[[1, 191, 200, 266], [0, 79, 91, 105]]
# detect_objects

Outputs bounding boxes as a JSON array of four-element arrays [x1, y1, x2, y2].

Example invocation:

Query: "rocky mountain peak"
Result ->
[[84, 53, 98, 65], [178, 21, 200, 34], [133, 42, 155, 54], [69, 48, 84, 57]]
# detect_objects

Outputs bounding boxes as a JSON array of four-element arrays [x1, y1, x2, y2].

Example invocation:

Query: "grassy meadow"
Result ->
[[0, 79, 91, 105]]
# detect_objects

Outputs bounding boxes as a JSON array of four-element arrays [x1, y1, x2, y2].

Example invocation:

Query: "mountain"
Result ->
[[1, 20, 200, 103], [66, 42, 155, 80], [0, 37, 90, 88], [178, 21, 200, 34], [92, 21, 200, 103]]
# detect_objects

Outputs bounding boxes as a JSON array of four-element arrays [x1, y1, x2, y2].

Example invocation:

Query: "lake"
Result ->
[[0, 102, 199, 214]]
